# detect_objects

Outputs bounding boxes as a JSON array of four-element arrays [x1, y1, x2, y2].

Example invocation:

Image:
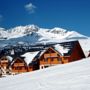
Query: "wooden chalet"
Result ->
[[22, 51, 40, 72], [38, 41, 85, 69], [39, 47, 63, 69], [11, 57, 28, 74], [10, 51, 40, 74]]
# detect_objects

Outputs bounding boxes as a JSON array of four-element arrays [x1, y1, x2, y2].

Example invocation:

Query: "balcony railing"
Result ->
[[13, 63, 25, 66], [44, 53, 57, 58]]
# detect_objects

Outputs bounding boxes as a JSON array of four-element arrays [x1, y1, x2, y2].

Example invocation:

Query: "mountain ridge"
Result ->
[[0, 24, 88, 47]]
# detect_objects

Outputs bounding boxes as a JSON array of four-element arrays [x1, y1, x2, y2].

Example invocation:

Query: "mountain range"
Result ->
[[0, 25, 88, 47]]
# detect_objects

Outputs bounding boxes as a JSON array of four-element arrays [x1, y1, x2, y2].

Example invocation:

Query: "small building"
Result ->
[[11, 57, 28, 74], [10, 51, 40, 74], [39, 47, 63, 69], [21, 51, 39, 71]]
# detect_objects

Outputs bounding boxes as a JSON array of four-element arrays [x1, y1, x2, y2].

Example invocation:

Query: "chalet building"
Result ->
[[39, 47, 63, 69], [10, 51, 40, 74], [21, 51, 40, 72], [38, 41, 85, 69], [11, 57, 28, 74]]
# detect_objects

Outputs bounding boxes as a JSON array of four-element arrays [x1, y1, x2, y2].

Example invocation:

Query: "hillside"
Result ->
[[0, 58, 90, 90]]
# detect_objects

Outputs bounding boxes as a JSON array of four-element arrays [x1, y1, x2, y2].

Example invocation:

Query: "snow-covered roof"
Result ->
[[21, 51, 39, 65], [0, 56, 13, 62], [79, 39, 90, 57], [6, 56, 13, 62], [54, 44, 70, 56]]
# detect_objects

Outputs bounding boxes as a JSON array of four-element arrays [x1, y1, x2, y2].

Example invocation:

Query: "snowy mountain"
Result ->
[[0, 57, 90, 90], [0, 25, 88, 47]]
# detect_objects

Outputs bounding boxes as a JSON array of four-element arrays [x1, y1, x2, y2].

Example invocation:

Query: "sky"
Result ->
[[0, 0, 90, 36]]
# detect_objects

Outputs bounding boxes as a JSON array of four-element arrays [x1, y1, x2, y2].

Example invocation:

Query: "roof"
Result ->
[[39, 41, 80, 57], [54, 41, 79, 56], [79, 39, 90, 57], [0, 55, 13, 62], [6, 56, 13, 62], [21, 51, 39, 65], [54, 44, 70, 56]]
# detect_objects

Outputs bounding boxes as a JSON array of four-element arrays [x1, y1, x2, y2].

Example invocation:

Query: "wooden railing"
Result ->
[[0, 60, 8, 63], [44, 53, 57, 58], [13, 63, 25, 66]]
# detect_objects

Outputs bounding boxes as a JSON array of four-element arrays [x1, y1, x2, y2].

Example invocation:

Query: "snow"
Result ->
[[0, 25, 88, 46], [54, 44, 70, 56], [0, 58, 90, 90], [6, 56, 13, 62], [21, 51, 39, 65]]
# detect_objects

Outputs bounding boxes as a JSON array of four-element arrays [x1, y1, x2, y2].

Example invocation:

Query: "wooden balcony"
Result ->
[[13, 63, 25, 66], [0, 60, 8, 63], [44, 53, 58, 58]]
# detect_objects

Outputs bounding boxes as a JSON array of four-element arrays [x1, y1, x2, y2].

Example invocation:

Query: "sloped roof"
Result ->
[[0, 56, 13, 62], [79, 39, 90, 57], [39, 41, 80, 57], [54, 41, 79, 56], [54, 44, 70, 56], [21, 51, 39, 65], [6, 56, 13, 62]]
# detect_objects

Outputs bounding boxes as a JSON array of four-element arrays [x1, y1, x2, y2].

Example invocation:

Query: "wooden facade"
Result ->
[[38, 41, 85, 69], [39, 47, 63, 69], [11, 57, 29, 74], [68, 41, 85, 62], [11, 57, 37, 74]]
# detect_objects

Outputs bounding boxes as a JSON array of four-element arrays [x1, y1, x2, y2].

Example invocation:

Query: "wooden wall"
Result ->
[[11, 58, 28, 74], [39, 48, 63, 69], [69, 42, 85, 62]]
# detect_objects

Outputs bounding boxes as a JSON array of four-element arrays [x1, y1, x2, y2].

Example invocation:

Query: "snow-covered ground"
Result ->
[[0, 58, 90, 90]]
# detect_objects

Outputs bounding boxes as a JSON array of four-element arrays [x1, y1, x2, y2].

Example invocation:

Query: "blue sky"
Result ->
[[0, 0, 90, 36]]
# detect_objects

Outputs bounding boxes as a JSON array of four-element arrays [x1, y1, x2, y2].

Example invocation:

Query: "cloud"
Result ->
[[25, 3, 36, 14]]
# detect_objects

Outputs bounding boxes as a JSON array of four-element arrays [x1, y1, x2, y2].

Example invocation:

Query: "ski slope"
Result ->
[[0, 57, 90, 90]]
